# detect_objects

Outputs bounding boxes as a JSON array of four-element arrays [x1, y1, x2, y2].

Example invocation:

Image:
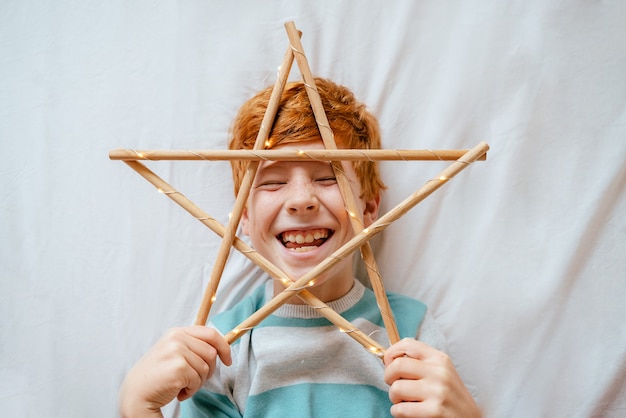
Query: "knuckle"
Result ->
[[390, 401, 411, 418], [162, 328, 187, 347], [387, 379, 405, 404], [435, 350, 452, 365], [170, 355, 190, 374], [430, 400, 446, 417], [199, 361, 211, 379], [163, 337, 185, 354], [387, 383, 400, 403], [437, 364, 455, 386], [206, 344, 218, 357], [164, 327, 184, 338]]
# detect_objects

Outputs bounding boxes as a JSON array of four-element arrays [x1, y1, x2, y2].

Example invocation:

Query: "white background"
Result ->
[[1, 1, 625, 417]]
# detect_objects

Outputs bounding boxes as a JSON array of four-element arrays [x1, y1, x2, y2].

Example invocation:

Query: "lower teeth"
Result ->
[[291, 246, 317, 253]]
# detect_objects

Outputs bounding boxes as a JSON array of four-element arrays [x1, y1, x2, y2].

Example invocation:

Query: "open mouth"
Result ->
[[278, 228, 333, 253]]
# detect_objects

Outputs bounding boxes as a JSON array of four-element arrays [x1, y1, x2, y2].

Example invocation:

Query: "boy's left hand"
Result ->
[[383, 338, 481, 418]]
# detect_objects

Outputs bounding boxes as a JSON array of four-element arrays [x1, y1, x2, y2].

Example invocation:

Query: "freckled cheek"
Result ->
[[248, 195, 282, 231], [319, 189, 349, 215]]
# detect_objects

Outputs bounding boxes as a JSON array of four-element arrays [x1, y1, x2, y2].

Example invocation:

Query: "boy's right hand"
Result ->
[[119, 326, 232, 418]]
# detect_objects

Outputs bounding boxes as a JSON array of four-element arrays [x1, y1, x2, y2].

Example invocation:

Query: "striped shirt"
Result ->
[[182, 279, 431, 418]]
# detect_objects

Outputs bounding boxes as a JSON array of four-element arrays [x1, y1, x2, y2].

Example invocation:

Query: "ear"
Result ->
[[240, 207, 250, 236], [362, 193, 380, 228]]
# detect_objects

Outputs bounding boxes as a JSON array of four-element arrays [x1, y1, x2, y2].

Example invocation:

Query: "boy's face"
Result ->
[[241, 140, 379, 294]]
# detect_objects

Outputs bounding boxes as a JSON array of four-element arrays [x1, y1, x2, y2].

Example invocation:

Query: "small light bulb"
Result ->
[[369, 347, 384, 358], [210, 294, 217, 303], [307, 280, 315, 287], [363, 228, 370, 234], [157, 188, 164, 194], [439, 176, 448, 181], [137, 152, 145, 158]]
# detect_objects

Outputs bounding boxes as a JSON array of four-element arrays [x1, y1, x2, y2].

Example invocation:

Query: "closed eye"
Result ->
[[315, 176, 337, 185], [256, 180, 286, 190]]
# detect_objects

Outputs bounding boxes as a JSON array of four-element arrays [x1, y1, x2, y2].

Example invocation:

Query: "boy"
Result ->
[[119, 78, 480, 417]]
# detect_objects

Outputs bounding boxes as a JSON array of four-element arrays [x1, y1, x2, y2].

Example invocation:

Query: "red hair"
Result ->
[[229, 78, 385, 200]]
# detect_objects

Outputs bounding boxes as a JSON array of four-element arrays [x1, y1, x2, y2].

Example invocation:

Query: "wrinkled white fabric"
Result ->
[[1, 1, 625, 417]]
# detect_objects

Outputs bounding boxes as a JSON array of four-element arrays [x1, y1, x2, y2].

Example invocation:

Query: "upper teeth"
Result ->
[[282, 229, 328, 244]]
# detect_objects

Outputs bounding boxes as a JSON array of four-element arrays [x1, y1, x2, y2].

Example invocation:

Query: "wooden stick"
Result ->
[[195, 40, 298, 326], [122, 159, 385, 355], [109, 148, 486, 162], [285, 21, 400, 343], [224, 141, 489, 344]]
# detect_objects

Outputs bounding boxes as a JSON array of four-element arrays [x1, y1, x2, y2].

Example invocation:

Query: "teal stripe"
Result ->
[[384, 292, 427, 338], [256, 289, 427, 338], [245, 382, 392, 418], [257, 313, 333, 328], [210, 284, 268, 344], [211, 284, 427, 340], [181, 391, 241, 418]]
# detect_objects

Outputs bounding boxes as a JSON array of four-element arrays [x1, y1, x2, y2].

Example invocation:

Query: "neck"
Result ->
[[273, 275, 355, 304]]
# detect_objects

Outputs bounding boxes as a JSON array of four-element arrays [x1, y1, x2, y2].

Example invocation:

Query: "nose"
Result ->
[[285, 183, 319, 214]]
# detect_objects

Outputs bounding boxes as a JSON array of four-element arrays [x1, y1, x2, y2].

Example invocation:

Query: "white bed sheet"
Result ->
[[1, 1, 625, 417]]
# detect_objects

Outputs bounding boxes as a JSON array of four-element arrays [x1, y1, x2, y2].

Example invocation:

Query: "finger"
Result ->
[[175, 358, 208, 402], [177, 350, 207, 395], [384, 338, 434, 364], [178, 338, 213, 382], [184, 326, 232, 366], [387, 378, 430, 404], [385, 338, 452, 370], [390, 399, 444, 418], [384, 356, 436, 384], [155, 329, 212, 392], [180, 331, 218, 369]]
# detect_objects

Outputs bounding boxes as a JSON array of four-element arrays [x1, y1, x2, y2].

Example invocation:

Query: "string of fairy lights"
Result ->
[[110, 21, 488, 358]]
